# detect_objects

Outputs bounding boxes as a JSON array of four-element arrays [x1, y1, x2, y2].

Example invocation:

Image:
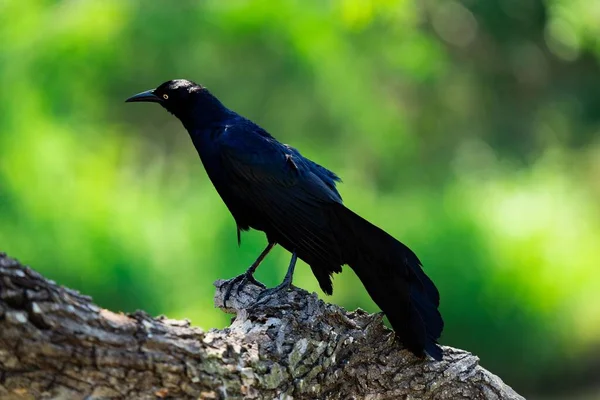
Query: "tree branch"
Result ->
[[0, 252, 523, 399]]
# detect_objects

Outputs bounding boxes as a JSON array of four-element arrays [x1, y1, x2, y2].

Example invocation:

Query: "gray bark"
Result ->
[[0, 252, 524, 399]]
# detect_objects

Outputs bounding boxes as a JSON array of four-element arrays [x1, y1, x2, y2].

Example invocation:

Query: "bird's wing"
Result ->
[[283, 144, 343, 199], [217, 124, 343, 270], [218, 124, 341, 203]]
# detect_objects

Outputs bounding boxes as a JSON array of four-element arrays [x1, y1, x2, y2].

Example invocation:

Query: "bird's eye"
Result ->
[[162, 94, 169, 100]]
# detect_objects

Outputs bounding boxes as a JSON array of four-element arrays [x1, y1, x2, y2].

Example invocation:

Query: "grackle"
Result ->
[[126, 79, 444, 360]]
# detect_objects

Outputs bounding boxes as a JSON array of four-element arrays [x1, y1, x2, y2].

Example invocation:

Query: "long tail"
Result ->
[[330, 202, 444, 360]]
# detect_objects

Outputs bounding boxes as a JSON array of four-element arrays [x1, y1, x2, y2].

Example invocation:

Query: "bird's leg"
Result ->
[[279, 251, 297, 289], [223, 242, 276, 306], [256, 251, 297, 304]]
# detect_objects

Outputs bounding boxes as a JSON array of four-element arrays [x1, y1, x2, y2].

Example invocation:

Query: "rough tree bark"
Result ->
[[0, 253, 523, 400]]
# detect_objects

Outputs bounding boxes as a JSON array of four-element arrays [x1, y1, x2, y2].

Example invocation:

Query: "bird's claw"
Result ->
[[223, 272, 266, 307], [255, 283, 293, 305]]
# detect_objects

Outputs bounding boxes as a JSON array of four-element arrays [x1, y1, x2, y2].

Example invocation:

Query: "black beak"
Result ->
[[125, 89, 162, 103]]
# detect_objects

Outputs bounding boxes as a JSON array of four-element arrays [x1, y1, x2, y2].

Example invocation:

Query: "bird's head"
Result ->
[[126, 79, 227, 127]]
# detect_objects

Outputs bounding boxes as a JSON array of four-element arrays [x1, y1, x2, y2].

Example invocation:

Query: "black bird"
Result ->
[[126, 79, 444, 360]]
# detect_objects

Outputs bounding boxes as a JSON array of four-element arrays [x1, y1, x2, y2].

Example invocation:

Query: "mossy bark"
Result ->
[[0, 253, 523, 399]]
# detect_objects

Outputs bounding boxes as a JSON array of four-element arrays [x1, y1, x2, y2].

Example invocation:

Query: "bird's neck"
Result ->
[[177, 91, 234, 132]]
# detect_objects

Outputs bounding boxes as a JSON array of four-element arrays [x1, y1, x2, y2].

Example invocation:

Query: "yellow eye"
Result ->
[[162, 94, 169, 100]]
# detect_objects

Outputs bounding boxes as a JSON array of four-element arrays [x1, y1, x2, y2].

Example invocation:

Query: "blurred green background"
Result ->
[[1, 0, 599, 398]]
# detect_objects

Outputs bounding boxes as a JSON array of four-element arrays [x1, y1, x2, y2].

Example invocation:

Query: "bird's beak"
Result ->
[[125, 89, 162, 103]]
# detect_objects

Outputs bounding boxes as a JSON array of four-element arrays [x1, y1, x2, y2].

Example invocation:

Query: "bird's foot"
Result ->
[[255, 282, 293, 305], [223, 271, 266, 307]]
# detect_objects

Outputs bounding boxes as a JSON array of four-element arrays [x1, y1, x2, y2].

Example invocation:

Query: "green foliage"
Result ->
[[1, 0, 599, 397]]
